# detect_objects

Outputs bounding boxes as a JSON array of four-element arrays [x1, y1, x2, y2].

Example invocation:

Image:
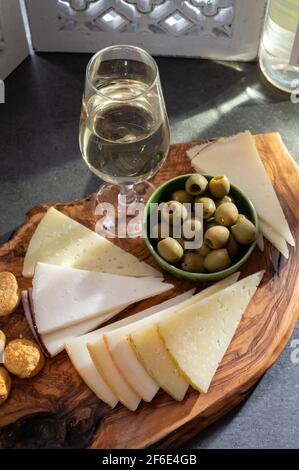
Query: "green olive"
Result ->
[[226, 235, 241, 258], [157, 237, 184, 263], [215, 202, 239, 227], [185, 174, 208, 196], [236, 214, 248, 223], [171, 190, 194, 204], [215, 195, 234, 208], [195, 196, 216, 220], [231, 218, 257, 244], [203, 248, 231, 272], [160, 201, 188, 224], [209, 175, 230, 198], [205, 217, 217, 231], [181, 253, 205, 273], [204, 226, 230, 249], [195, 242, 211, 257], [182, 217, 202, 240]]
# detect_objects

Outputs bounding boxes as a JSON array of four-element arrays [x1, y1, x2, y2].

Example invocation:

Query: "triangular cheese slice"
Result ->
[[22, 207, 161, 278], [87, 291, 194, 404], [23, 286, 130, 357], [158, 271, 264, 393], [66, 291, 195, 409], [128, 272, 240, 401], [102, 273, 240, 402], [32, 263, 173, 334], [187, 132, 294, 249]]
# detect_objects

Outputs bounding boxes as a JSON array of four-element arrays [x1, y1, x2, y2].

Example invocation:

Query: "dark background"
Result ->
[[0, 53, 298, 448]]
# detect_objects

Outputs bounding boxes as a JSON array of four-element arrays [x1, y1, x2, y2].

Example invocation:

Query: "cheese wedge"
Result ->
[[158, 271, 264, 393], [128, 272, 240, 401], [23, 287, 130, 357], [32, 263, 173, 334], [104, 273, 240, 401], [23, 207, 161, 278], [259, 219, 289, 259], [187, 131, 294, 249], [66, 291, 194, 408]]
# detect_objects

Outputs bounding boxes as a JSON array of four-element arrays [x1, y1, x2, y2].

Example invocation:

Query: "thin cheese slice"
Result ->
[[40, 306, 129, 357], [104, 273, 240, 401], [129, 323, 188, 401], [88, 337, 141, 411], [259, 219, 289, 259], [128, 272, 240, 401], [65, 291, 194, 408], [188, 131, 294, 247], [66, 329, 118, 408], [23, 207, 161, 278], [32, 263, 173, 334], [158, 271, 264, 393]]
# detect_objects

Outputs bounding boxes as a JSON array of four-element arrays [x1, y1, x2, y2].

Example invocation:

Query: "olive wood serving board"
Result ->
[[0, 133, 298, 449]]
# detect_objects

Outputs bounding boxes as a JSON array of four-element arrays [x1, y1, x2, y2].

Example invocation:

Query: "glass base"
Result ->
[[94, 181, 155, 238], [259, 45, 299, 94]]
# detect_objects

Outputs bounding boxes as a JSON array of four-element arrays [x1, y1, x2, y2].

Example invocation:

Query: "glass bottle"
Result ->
[[259, 0, 299, 93]]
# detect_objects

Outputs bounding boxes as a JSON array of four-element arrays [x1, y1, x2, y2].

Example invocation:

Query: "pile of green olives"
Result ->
[[155, 174, 257, 273]]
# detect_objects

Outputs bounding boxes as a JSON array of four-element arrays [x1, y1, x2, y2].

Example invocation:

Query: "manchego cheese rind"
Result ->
[[23, 207, 162, 278], [127, 272, 240, 401], [158, 271, 264, 393]]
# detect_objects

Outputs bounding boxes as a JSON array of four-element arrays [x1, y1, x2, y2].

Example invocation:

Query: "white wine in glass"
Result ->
[[79, 45, 170, 236]]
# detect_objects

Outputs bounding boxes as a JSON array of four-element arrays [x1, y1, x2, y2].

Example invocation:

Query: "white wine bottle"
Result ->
[[259, 0, 299, 93]]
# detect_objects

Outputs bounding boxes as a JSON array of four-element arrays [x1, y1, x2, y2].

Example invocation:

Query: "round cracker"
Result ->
[[0, 272, 21, 316], [0, 366, 11, 404], [4, 338, 45, 379]]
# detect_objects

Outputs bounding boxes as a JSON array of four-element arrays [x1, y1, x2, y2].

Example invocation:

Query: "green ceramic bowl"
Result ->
[[143, 174, 258, 282]]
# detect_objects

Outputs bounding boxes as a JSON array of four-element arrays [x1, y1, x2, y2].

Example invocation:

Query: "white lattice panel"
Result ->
[[26, 0, 268, 60], [0, 0, 29, 79]]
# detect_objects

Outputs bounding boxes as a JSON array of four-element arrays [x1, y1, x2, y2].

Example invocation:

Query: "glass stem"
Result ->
[[119, 184, 137, 206]]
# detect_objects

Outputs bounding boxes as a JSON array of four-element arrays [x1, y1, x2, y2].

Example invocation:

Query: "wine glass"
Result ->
[[79, 45, 170, 237]]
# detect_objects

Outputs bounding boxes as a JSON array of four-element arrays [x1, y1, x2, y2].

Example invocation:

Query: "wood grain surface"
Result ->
[[0, 133, 298, 449]]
